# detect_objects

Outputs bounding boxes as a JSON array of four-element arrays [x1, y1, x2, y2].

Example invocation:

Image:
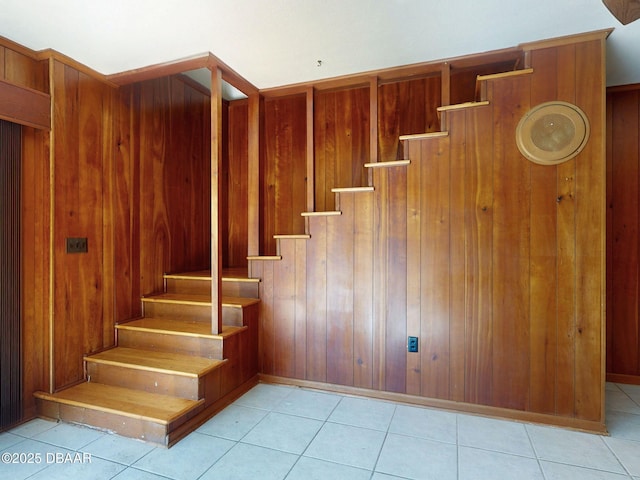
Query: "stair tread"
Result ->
[[165, 269, 260, 283], [86, 347, 226, 377], [117, 317, 246, 338], [35, 382, 202, 425], [142, 292, 259, 307]]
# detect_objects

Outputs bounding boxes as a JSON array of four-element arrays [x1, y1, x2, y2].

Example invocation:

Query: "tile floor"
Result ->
[[1, 382, 639, 480]]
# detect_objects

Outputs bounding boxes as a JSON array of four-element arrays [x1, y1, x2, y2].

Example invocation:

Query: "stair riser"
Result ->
[[141, 302, 246, 326], [142, 302, 211, 321], [165, 278, 259, 299], [86, 363, 203, 400], [222, 281, 259, 299], [116, 329, 223, 359]]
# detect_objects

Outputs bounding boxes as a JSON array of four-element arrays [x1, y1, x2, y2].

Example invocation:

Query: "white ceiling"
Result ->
[[2, 0, 639, 89]]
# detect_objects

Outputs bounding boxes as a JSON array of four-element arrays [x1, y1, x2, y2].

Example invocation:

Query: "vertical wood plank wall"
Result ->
[[224, 100, 248, 268], [607, 85, 640, 381], [51, 60, 116, 389], [114, 75, 212, 312], [251, 34, 607, 428], [0, 43, 51, 419], [261, 95, 307, 254]]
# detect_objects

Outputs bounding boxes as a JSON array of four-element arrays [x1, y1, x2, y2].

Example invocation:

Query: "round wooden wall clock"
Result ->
[[515, 101, 590, 166]]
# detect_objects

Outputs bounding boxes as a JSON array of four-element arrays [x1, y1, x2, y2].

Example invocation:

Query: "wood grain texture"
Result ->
[[262, 95, 307, 255], [225, 101, 249, 268], [52, 60, 114, 389], [608, 87, 640, 379], [251, 32, 606, 428], [314, 87, 370, 211], [378, 77, 441, 162]]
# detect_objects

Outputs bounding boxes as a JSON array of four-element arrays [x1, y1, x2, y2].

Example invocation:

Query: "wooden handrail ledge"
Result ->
[[436, 101, 490, 112], [273, 234, 312, 239], [476, 68, 534, 82], [331, 186, 375, 193], [247, 255, 282, 261], [364, 160, 411, 168], [399, 132, 449, 141], [301, 211, 342, 217]]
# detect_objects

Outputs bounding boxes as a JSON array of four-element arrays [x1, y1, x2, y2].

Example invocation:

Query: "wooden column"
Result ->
[[247, 93, 261, 257], [210, 67, 223, 334]]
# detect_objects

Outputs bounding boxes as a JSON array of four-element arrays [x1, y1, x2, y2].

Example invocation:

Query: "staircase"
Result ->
[[35, 270, 260, 447]]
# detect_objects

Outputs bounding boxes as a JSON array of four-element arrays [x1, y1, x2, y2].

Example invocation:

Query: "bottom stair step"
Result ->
[[35, 382, 204, 446]]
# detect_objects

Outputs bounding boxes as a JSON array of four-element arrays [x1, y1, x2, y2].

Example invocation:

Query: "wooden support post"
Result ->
[[369, 76, 378, 186], [247, 93, 261, 257], [210, 67, 223, 335]]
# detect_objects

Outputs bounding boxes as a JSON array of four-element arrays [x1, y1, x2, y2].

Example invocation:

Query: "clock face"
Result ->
[[516, 101, 590, 166]]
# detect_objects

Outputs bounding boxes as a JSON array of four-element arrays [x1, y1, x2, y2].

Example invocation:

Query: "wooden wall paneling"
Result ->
[[449, 111, 466, 403], [372, 168, 388, 391], [488, 74, 532, 411], [353, 191, 374, 389], [528, 47, 560, 415], [405, 139, 422, 396], [21, 126, 50, 416], [273, 240, 296, 378], [294, 238, 308, 379], [420, 135, 452, 400], [326, 195, 355, 386], [53, 62, 109, 389], [464, 105, 494, 406], [262, 95, 307, 255], [314, 87, 370, 211], [3, 48, 48, 92], [101, 85, 116, 349], [573, 39, 606, 422], [313, 90, 330, 211], [139, 78, 171, 296], [137, 76, 211, 296], [554, 44, 579, 416], [259, 261, 275, 374], [609, 90, 640, 375], [306, 88, 315, 213], [112, 85, 141, 323], [226, 101, 249, 268], [306, 216, 328, 382], [385, 166, 408, 393], [378, 77, 441, 162], [605, 93, 614, 377]]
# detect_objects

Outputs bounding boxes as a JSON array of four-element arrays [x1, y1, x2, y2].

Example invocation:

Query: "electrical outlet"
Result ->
[[408, 336, 419, 353], [66, 237, 88, 253]]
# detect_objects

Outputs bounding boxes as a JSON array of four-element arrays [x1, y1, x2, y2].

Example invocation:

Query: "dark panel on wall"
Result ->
[[607, 87, 640, 380], [0, 120, 22, 429]]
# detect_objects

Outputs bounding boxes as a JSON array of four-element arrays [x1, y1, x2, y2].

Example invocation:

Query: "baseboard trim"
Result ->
[[258, 374, 608, 435], [606, 373, 640, 385]]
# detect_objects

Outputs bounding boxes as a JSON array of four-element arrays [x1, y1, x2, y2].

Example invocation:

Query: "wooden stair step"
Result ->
[[165, 269, 260, 298], [86, 347, 225, 377], [35, 382, 202, 424], [35, 382, 204, 446], [117, 318, 246, 338], [141, 293, 259, 325], [116, 318, 245, 358], [85, 347, 226, 401]]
